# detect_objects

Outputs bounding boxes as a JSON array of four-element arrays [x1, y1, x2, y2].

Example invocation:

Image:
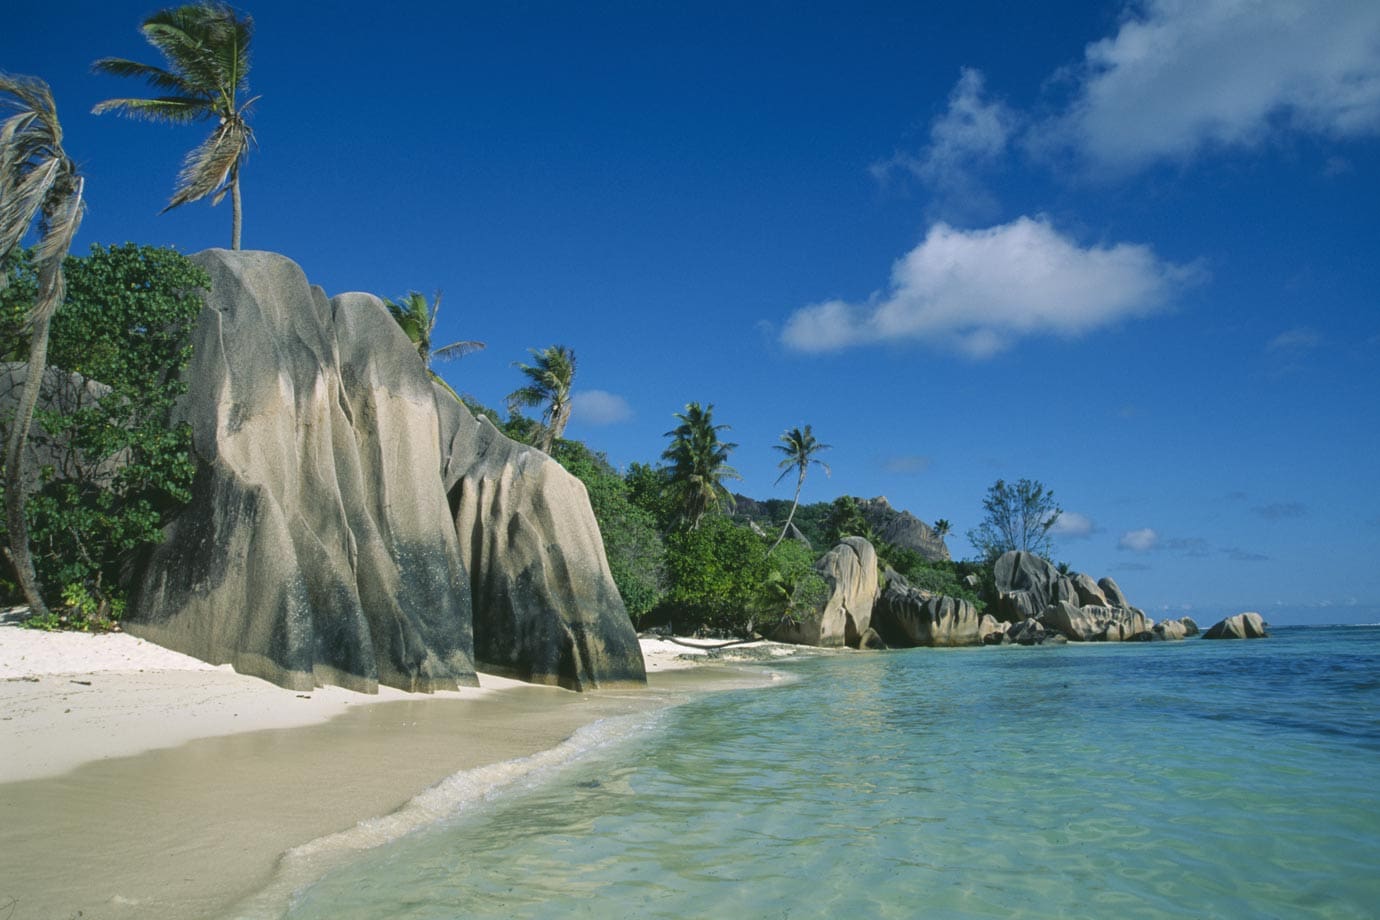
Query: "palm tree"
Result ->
[[92, 2, 257, 249], [0, 73, 86, 618], [661, 402, 740, 530], [506, 344, 576, 453], [769, 425, 831, 553], [933, 518, 952, 539], [384, 290, 484, 402]]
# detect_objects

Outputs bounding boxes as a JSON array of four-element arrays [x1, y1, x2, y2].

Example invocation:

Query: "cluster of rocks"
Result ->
[[857, 497, 950, 562], [773, 540, 1265, 650], [124, 250, 645, 693]]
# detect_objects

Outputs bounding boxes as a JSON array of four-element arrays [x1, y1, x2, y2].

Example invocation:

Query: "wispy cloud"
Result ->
[[781, 217, 1201, 357], [872, 68, 1016, 219], [1267, 327, 1322, 351], [1119, 528, 1159, 552], [1223, 547, 1271, 562], [1031, 0, 1380, 173], [881, 455, 932, 475], [572, 389, 633, 425], [1253, 502, 1308, 520], [1051, 511, 1096, 539]]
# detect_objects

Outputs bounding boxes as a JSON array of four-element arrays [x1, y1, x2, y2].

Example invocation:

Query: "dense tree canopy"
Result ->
[[966, 478, 1062, 562]]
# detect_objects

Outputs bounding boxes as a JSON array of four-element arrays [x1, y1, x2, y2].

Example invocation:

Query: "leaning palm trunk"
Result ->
[[231, 173, 241, 250], [769, 472, 805, 554], [4, 310, 53, 615]]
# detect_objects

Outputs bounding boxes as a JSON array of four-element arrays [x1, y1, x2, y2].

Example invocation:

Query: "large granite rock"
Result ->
[[858, 496, 950, 561], [436, 393, 646, 690], [1071, 573, 1109, 607], [772, 537, 878, 647], [873, 582, 983, 647], [1098, 576, 1130, 608], [993, 551, 1061, 622], [1152, 617, 1199, 641], [1202, 612, 1269, 639], [128, 251, 477, 693], [1041, 601, 1152, 642]]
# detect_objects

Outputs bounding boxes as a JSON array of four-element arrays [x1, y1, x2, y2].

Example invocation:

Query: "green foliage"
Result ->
[[752, 538, 829, 633], [966, 477, 1062, 562], [551, 440, 666, 624], [507, 344, 575, 452], [1, 243, 206, 623], [662, 402, 740, 530], [824, 495, 872, 544], [661, 515, 770, 635], [624, 461, 676, 530]]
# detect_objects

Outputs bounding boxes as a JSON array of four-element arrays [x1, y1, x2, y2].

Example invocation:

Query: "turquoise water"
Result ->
[[278, 627, 1380, 919]]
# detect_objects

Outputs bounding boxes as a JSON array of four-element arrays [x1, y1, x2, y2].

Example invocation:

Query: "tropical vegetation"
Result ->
[[966, 477, 1062, 562], [769, 424, 830, 553], [661, 402, 740, 530], [0, 71, 86, 619], [507, 344, 576, 453], [92, 1, 258, 249], [384, 290, 484, 401]]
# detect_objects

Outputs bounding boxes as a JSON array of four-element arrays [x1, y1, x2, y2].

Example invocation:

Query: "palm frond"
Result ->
[[31, 176, 84, 324], [90, 58, 200, 97], [90, 95, 210, 123], [164, 116, 249, 211], [431, 339, 485, 361]]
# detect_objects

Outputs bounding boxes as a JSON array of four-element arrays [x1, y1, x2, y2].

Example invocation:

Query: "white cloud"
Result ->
[[572, 389, 632, 425], [1039, 0, 1380, 172], [781, 217, 1199, 356], [873, 68, 1016, 213], [1050, 511, 1096, 538], [1119, 528, 1159, 552]]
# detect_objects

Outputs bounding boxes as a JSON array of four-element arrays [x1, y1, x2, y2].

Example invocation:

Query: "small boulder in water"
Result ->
[[1202, 612, 1269, 639]]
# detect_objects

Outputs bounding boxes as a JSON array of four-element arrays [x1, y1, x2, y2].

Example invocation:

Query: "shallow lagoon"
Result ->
[[279, 626, 1380, 919]]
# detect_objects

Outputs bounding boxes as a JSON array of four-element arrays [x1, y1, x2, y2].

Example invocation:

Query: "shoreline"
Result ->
[[0, 623, 802, 920]]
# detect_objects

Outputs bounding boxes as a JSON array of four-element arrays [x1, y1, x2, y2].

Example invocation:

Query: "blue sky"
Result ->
[[5, 1, 1378, 624]]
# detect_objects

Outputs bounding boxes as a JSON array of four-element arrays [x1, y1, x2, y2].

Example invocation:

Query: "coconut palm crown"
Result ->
[[384, 290, 484, 402], [506, 344, 576, 454], [769, 424, 831, 552], [0, 72, 87, 617], [662, 402, 741, 530], [92, 2, 257, 249]]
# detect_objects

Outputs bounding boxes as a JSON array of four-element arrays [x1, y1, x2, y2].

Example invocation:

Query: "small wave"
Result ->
[[225, 710, 664, 919]]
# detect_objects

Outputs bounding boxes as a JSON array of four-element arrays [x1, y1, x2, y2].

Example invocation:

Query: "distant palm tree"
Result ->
[[662, 402, 740, 530], [92, 2, 257, 249], [769, 425, 831, 553], [933, 518, 952, 539], [0, 72, 86, 618], [384, 290, 484, 402], [506, 344, 576, 453]]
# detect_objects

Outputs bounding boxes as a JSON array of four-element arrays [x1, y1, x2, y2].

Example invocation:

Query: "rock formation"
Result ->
[[1203, 612, 1269, 639], [993, 551, 1064, 622], [127, 250, 644, 693], [772, 537, 878, 647], [436, 391, 646, 690], [128, 251, 476, 693], [872, 582, 983, 647], [857, 496, 950, 561], [1152, 617, 1199, 641], [1041, 600, 1151, 642]]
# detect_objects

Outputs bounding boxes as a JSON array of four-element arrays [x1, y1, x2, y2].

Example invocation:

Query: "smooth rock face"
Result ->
[[129, 250, 477, 693], [978, 614, 1005, 645], [1071, 573, 1108, 607], [873, 583, 983, 647], [1152, 617, 1198, 641], [857, 496, 950, 561], [993, 551, 1061, 622], [1203, 612, 1269, 639], [436, 392, 646, 690], [1042, 601, 1151, 642], [772, 537, 878, 647], [1098, 576, 1131, 608]]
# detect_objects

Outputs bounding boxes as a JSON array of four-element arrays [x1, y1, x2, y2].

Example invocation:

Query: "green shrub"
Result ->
[[1, 243, 206, 626]]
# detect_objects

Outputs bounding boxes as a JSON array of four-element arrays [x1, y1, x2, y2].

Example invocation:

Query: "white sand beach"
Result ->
[[0, 619, 801, 920]]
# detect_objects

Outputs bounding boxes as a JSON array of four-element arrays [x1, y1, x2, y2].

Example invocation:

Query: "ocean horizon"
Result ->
[[250, 625, 1380, 920]]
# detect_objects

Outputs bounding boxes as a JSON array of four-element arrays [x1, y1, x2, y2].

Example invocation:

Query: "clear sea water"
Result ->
[[276, 626, 1380, 920]]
